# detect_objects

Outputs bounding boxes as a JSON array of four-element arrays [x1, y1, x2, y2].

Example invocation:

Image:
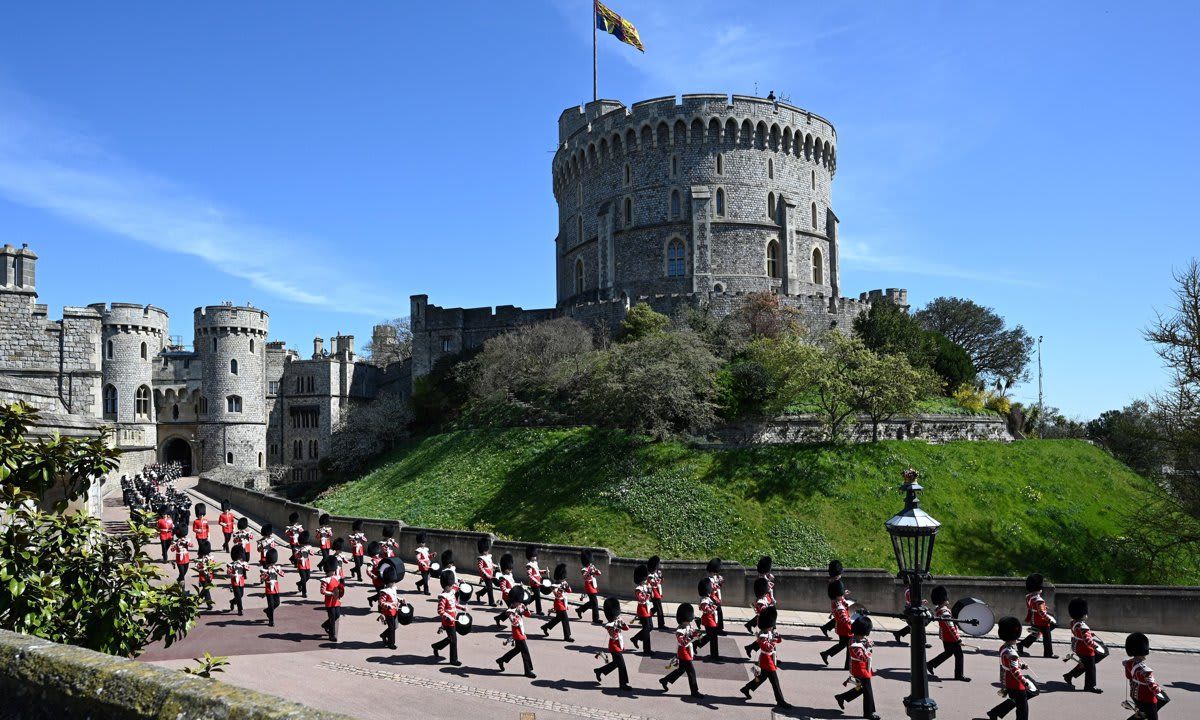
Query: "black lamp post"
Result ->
[[884, 468, 941, 720]]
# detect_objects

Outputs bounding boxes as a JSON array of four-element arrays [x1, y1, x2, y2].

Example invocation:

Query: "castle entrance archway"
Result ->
[[162, 437, 193, 476]]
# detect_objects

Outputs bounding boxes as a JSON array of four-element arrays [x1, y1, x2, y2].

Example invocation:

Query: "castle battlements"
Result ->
[[194, 303, 270, 335], [87, 302, 170, 334]]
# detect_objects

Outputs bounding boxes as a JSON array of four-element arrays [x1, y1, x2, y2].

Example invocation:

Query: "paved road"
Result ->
[[129, 482, 1199, 720]]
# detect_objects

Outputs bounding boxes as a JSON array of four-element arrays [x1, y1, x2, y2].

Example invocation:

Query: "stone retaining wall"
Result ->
[[197, 477, 1200, 637], [0, 629, 350, 720], [712, 413, 1013, 445]]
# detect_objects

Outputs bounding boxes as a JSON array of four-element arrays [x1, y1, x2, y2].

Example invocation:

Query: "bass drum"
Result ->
[[456, 611, 474, 636], [539, 578, 555, 595], [397, 603, 415, 626], [951, 597, 996, 638]]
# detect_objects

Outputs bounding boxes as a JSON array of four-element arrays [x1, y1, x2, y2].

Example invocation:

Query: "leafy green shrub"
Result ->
[[953, 384, 986, 412], [618, 303, 670, 342]]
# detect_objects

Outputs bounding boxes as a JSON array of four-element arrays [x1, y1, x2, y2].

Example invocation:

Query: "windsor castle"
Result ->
[[2, 93, 904, 509]]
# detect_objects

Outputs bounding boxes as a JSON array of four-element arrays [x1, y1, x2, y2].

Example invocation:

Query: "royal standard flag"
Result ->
[[595, 1, 644, 52]]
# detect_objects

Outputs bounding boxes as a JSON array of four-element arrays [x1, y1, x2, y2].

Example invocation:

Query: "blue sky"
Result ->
[[1, 2, 1197, 418]]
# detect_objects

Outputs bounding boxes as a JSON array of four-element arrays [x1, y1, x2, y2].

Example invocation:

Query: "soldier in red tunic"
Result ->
[[319, 556, 344, 642], [194, 539, 217, 610], [474, 536, 497, 606], [629, 564, 654, 656], [294, 530, 316, 598], [524, 546, 547, 617], [1063, 597, 1103, 692], [705, 557, 725, 633], [233, 517, 254, 563], [986, 616, 1034, 720], [540, 563, 574, 642], [694, 577, 721, 660], [744, 576, 773, 658], [497, 586, 536, 678], [156, 506, 175, 563], [820, 579, 853, 669], [647, 555, 666, 630], [380, 525, 399, 558], [169, 524, 192, 583], [431, 569, 462, 665], [745, 556, 775, 635], [377, 564, 407, 650], [595, 597, 633, 691], [284, 511, 303, 553], [191, 503, 210, 545], [348, 519, 368, 582], [414, 532, 432, 595], [576, 549, 602, 623], [226, 545, 250, 616], [835, 615, 879, 720], [1020, 573, 1057, 658], [256, 523, 277, 567], [317, 513, 333, 560], [821, 559, 844, 638], [1123, 632, 1168, 720], [740, 606, 790, 708], [926, 585, 971, 681], [259, 547, 285, 627], [661, 603, 704, 698], [492, 553, 516, 624], [365, 540, 385, 605], [218, 500, 236, 553]]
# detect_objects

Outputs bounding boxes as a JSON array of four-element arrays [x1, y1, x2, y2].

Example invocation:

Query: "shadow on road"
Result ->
[[260, 632, 324, 643]]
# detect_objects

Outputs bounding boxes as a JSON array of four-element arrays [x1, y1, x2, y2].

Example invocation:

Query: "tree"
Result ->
[[1086, 400, 1162, 477], [328, 392, 414, 476], [915, 297, 1034, 385], [929, 331, 977, 391], [851, 351, 944, 441], [362, 316, 413, 367], [755, 334, 860, 441], [727, 292, 803, 341], [0, 403, 198, 656], [618, 303, 670, 342], [853, 298, 935, 369], [582, 329, 721, 439]]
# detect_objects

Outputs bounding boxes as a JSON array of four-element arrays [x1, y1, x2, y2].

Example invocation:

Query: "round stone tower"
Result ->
[[194, 302, 269, 480], [89, 302, 169, 478], [552, 94, 840, 306]]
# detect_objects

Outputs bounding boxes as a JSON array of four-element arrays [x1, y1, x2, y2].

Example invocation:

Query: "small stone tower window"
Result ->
[[199, 396, 208, 415], [135, 385, 151, 418], [767, 240, 781, 279], [103, 385, 117, 418], [140, 342, 147, 359], [666, 238, 686, 277], [259, 452, 264, 468], [230, 358, 238, 375], [623, 163, 631, 186], [716, 154, 723, 175], [670, 190, 681, 219], [226, 452, 234, 465], [715, 188, 725, 216], [623, 196, 633, 227], [768, 158, 774, 179], [811, 202, 818, 229], [812, 247, 824, 284], [172, 403, 179, 420], [227, 395, 242, 413], [767, 192, 776, 221], [574, 258, 585, 295], [211, 337, 217, 352], [670, 154, 678, 178], [577, 183, 583, 206], [250, 338, 255, 353], [106, 340, 113, 360], [811, 169, 816, 189]]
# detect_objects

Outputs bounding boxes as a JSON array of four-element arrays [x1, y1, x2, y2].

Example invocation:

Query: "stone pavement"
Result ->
[[127, 480, 1200, 720]]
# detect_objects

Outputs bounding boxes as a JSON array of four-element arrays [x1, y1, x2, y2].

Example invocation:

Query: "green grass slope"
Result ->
[[314, 428, 1177, 584]]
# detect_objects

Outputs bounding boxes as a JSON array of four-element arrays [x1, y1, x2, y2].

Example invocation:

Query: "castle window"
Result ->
[[767, 192, 776, 221], [574, 258, 585, 294], [623, 163, 630, 186], [172, 404, 179, 420], [226, 452, 233, 465], [670, 154, 678, 178], [295, 377, 302, 392], [227, 395, 242, 413], [811, 169, 816, 189], [140, 342, 147, 360], [716, 153, 723, 175], [306, 376, 314, 392], [230, 358, 238, 375], [577, 183, 583, 206], [623, 196, 633, 227], [811, 202, 818, 229], [103, 385, 117, 418], [199, 396, 208, 415], [670, 190, 681, 220], [270, 443, 278, 456], [250, 338, 255, 353], [106, 340, 113, 360], [812, 247, 824, 284], [715, 188, 725, 216], [666, 238, 686, 277], [441, 337, 452, 352], [135, 385, 151, 418], [767, 240, 781, 279], [212, 337, 217, 352], [310, 440, 319, 459], [268, 381, 279, 395], [768, 158, 774, 179], [259, 452, 264, 468], [294, 440, 302, 459]]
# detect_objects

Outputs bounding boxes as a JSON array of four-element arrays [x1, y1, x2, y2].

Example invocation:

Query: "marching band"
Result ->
[[127, 469, 1173, 720]]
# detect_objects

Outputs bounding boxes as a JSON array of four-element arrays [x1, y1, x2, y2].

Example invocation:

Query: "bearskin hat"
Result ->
[[500, 552, 514, 571], [757, 556, 773, 575], [633, 564, 649, 584], [553, 563, 567, 582], [352, 519, 363, 532], [1068, 597, 1089, 620], [931, 585, 949, 605], [580, 549, 593, 566], [676, 602, 695, 625], [697, 577, 713, 598], [1025, 573, 1044, 593], [706, 557, 722, 574], [230, 545, 245, 561], [998, 616, 1023, 642], [828, 559, 843, 578], [194, 503, 206, 516], [851, 614, 873, 636], [758, 606, 778, 631], [1125, 631, 1150, 657], [319, 513, 331, 526], [603, 597, 621, 622], [647, 555, 661, 573], [478, 536, 493, 554], [264, 547, 278, 565]]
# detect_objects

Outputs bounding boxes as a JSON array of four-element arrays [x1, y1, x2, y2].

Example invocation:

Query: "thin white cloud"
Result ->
[[0, 86, 397, 317], [839, 236, 1042, 288]]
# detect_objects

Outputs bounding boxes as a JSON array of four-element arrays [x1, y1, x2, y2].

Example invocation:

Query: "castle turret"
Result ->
[[0, 243, 37, 293], [89, 303, 169, 477], [194, 302, 269, 483]]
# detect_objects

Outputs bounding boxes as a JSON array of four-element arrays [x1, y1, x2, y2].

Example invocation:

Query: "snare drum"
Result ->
[[539, 578, 554, 595], [457, 581, 475, 604], [456, 611, 474, 636], [397, 603, 415, 626], [951, 597, 996, 638], [429, 561, 441, 575]]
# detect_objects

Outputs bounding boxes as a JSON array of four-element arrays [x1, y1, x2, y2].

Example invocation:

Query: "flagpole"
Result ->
[[592, 0, 598, 101]]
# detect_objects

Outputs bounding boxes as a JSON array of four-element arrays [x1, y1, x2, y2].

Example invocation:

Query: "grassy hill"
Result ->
[[313, 427, 1180, 584]]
